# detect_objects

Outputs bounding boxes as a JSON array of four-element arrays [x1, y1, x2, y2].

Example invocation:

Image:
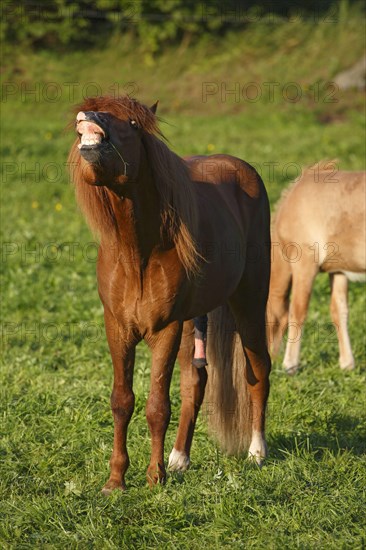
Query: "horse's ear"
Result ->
[[150, 101, 159, 114]]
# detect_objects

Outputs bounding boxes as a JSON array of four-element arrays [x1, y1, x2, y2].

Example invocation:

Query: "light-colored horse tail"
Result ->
[[204, 305, 252, 455]]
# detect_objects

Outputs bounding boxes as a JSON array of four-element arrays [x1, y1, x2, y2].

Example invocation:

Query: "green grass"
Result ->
[[1, 8, 366, 548]]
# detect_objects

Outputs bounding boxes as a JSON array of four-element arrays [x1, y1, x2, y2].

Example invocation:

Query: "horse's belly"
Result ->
[[340, 271, 366, 283], [320, 239, 366, 273]]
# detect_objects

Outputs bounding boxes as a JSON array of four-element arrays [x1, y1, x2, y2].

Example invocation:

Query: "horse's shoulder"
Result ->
[[184, 154, 262, 198]]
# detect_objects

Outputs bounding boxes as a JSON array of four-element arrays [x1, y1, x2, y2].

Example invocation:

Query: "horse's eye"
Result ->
[[130, 120, 138, 129]]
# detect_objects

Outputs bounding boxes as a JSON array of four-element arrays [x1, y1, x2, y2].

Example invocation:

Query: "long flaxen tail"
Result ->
[[204, 304, 252, 455]]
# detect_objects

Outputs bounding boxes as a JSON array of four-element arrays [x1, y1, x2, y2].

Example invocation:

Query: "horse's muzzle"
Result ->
[[76, 111, 110, 163]]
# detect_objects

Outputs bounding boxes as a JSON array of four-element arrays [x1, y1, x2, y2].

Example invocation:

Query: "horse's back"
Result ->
[[185, 154, 269, 236], [275, 168, 366, 273], [185, 154, 264, 199]]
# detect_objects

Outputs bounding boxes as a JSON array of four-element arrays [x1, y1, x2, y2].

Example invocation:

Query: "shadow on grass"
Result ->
[[268, 412, 366, 459]]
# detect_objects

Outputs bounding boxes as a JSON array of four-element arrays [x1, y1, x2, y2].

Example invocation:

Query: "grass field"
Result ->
[[1, 6, 366, 548]]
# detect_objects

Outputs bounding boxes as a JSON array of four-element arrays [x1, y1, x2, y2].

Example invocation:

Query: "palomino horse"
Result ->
[[267, 161, 365, 374], [68, 96, 271, 493]]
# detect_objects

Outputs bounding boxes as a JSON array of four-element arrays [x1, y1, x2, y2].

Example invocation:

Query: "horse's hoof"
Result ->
[[248, 440, 267, 467], [101, 481, 126, 495], [340, 362, 355, 371], [284, 365, 299, 376], [168, 448, 190, 472], [147, 474, 166, 487], [248, 453, 265, 468], [146, 465, 166, 487]]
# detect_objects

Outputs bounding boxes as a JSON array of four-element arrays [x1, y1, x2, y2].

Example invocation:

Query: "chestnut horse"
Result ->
[[267, 162, 365, 374], [68, 96, 271, 493]]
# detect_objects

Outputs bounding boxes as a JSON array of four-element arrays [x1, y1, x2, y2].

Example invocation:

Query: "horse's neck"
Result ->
[[100, 173, 161, 267]]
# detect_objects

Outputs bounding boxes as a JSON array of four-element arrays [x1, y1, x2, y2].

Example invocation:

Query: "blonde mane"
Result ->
[[68, 96, 201, 275]]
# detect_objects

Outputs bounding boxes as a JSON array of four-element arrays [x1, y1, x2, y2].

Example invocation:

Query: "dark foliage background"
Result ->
[[1, 0, 358, 52]]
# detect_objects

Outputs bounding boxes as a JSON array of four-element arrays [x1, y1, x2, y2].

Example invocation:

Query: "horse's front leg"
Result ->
[[102, 309, 138, 495], [145, 321, 183, 486], [169, 320, 207, 472]]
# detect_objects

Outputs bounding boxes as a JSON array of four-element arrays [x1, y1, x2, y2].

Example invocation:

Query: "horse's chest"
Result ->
[[99, 260, 183, 332]]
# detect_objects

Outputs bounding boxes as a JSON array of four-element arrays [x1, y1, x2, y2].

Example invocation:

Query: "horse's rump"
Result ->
[[186, 154, 262, 199]]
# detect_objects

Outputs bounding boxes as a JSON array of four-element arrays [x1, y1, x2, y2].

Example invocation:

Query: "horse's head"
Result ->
[[74, 99, 158, 189]]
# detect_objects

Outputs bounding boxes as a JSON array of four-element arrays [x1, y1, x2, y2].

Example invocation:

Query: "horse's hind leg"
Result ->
[[169, 321, 207, 472], [229, 281, 271, 466], [283, 262, 318, 374], [329, 273, 355, 370]]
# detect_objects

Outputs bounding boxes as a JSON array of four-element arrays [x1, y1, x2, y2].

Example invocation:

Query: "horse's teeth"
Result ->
[[80, 133, 102, 146]]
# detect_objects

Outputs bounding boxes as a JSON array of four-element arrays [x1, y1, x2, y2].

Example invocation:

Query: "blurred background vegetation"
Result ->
[[1, 0, 364, 120], [2, 0, 352, 53]]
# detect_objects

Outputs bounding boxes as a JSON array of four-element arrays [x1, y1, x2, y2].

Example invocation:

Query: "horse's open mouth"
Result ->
[[77, 121, 107, 150], [76, 112, 110, 152]]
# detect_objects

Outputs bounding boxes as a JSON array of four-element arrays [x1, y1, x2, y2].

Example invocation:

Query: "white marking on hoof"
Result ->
[[168, 448, 190, 472], [248, 431, 267, 467]]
